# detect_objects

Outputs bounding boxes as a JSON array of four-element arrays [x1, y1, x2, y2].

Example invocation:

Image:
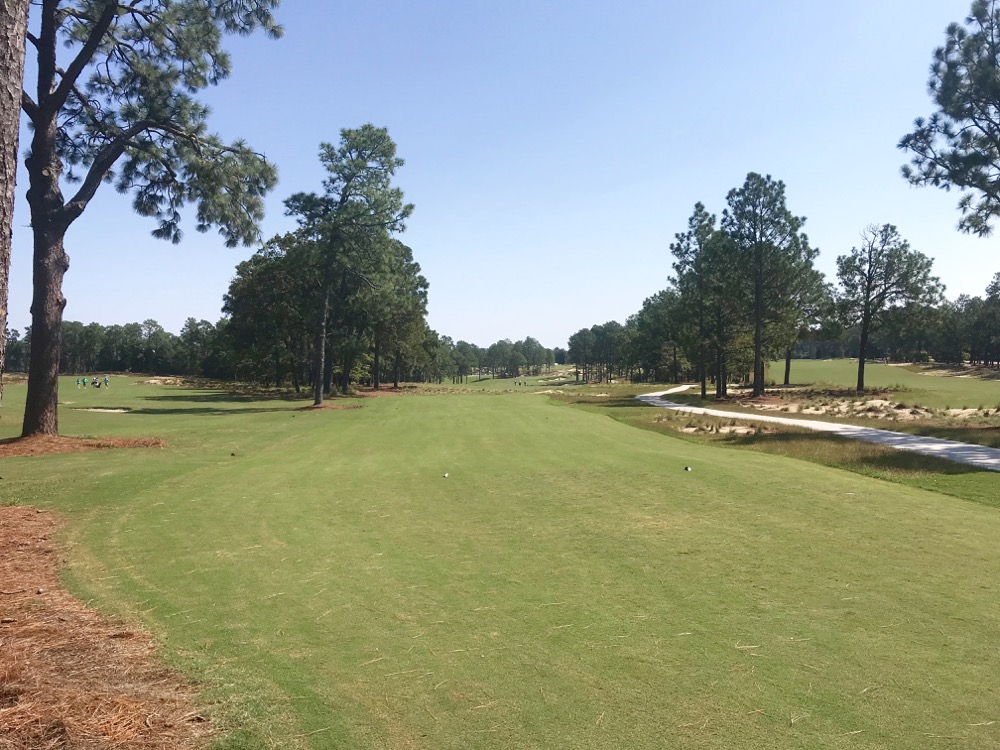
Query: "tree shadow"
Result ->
[[919, 363, 1000, 380], [128, 406, 300, 416], [141, 390, 308, 404], [906, 424, 1000, 448], [130, 389, 330, 415], [568, 397, 642, 408]]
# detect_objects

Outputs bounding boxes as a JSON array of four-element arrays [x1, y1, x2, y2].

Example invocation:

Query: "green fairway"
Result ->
[[2, 378, 1000, 749], [777, 359, 1000, 409]]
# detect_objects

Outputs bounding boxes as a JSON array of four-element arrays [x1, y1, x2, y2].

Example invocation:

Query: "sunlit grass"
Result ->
[[2, 378, 999, 748], [774, 359, 1000, 409], [558, 392, 1000, 509]]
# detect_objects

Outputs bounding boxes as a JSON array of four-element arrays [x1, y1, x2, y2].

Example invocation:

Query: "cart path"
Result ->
[[637, 386, 1000, 472]]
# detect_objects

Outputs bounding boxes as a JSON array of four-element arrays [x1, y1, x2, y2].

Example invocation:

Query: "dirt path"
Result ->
[[638, 386, 1000, 473]]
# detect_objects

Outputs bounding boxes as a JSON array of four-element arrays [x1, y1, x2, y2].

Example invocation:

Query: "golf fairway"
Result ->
[[2, 382, 998, 749]]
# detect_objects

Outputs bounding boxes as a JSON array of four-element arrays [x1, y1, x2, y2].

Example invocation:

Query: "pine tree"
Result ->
[[836, 224, 943, 391], [722, 173, 816, 397], [900, 0, 1000, 236], [19, 0, 281, 436], [284, 125, 413, 405]]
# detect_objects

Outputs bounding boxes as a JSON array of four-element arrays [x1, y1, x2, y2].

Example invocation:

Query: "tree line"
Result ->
[[4, 1, 1000, 433], [3, 318, 564, 388], [566, 170, 1000, 396], [570, 263, 1000, 395], [219, 126, 562, 398]]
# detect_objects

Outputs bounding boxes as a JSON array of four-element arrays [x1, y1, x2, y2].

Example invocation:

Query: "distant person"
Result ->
[[82, 377, 88, 387], [76, 377, 81, 389], [104, 376, 109, 387], [94, 379, 101, 389]]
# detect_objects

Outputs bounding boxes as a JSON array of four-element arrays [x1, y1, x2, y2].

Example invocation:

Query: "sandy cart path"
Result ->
[[637, 386, 1000, 473]]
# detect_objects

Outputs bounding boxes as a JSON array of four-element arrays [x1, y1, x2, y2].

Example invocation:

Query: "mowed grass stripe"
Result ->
[[2, 383, 999, 748]]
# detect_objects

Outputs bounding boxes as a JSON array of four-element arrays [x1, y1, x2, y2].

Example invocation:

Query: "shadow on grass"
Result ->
[[130, 390, 331, 415], [143, 390, 308, 404], [907, 424, 1000, 449], [725, 430, 985, 475], [917, 363, 1000, 380], [568, 397, 644, 408], [129, 406, 299, 416]]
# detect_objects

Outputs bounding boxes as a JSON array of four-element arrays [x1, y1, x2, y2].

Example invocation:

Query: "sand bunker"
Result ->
[[139, 377, 182, 386]]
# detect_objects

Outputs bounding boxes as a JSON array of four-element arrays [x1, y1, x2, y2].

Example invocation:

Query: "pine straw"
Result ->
[[0, 506, 210, 749], [0, 436, 165, 459]]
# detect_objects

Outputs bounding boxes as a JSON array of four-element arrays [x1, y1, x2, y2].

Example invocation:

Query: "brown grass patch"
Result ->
[[0, 436, 165, 459], [0, 506, 210, 749]]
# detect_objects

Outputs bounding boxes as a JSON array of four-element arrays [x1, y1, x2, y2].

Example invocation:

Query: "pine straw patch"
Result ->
[[0, 436, 165, 459], [0, 506, 210, 749]]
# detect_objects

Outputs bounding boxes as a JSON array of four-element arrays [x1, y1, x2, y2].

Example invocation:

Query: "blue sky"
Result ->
[[8, 0, 996, 350]]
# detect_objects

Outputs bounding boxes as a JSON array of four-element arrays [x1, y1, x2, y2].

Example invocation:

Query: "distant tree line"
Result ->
[[216, 126, 563, 395], [3, 128, 564, 394], [3, 319, 564, 389], [565, 172, 1000, 395], [5, 318, 230, 379]]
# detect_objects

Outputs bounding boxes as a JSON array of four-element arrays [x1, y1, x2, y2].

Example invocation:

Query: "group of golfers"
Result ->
[[76, 376, 110, 389]]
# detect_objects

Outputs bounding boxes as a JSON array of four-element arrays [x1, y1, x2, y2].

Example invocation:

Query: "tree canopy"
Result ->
[[836, 224, 943, 390], [899, 0, 1000, 236], [284, 126, 414, 404], [19, 0, 281, 436], [722, 173, 816, 397]]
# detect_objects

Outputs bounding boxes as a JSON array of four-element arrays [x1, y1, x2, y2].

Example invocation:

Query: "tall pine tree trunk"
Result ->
[[322, 338, 333, 395], [752, 247, 765, 397], [715, 317, 728, 399], [857, 319, 871, 392], [22, 225, 69, 436], [698, 305, 707, 399], [312, 286, 330, 405], [0, 0, 28, 407], [784, 347, 792, 386], [22, 115, 71, 436], [340, 350, 353, 394]]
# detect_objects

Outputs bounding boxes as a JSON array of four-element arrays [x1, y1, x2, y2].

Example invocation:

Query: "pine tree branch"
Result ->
[[54, 66, 100, 121], [45, 2, 120, 118], [21, 91, 39, 122], [63, 119, 193, 221], [36, 0, 61, 106]]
